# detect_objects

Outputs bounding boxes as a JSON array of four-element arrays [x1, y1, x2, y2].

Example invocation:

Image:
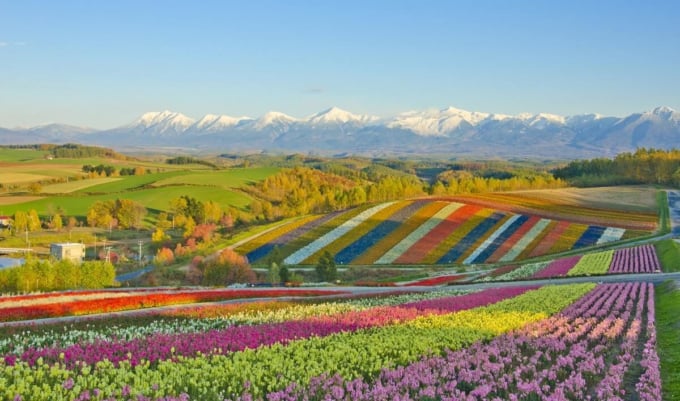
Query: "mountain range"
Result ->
[[2, 106, 679, 159]]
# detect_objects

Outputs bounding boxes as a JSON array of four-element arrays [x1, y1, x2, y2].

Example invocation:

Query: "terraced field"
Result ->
[[237, 199, 650, 266]]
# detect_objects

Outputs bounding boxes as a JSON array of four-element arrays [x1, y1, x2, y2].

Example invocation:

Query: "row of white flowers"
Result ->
[[0, 287, 471, 355], [375, 202, 463, 264], [596, 227, 626, 245], [462, 214, 521, 265], [498, 218, 551, 262], [481, 261, 551, 282], [284, 202, 397, 265]]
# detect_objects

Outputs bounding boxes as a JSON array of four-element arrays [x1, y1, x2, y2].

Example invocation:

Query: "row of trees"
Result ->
[[0, 258, 116, 293], [553, 148, 680, 187], [243, 167, 427, 221], [430, 173, 566, 195], [8, 209, 77, 233], [82, 164, 149, 177], [86, 199, 147, 229]]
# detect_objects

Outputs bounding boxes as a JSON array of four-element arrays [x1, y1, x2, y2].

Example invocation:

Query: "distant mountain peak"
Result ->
[[306, 106, 376, 124], [649, 106, 678, 121], [193, 114, 251, 131], [134, 110, 195, 128], [652, 106, 675, 114]]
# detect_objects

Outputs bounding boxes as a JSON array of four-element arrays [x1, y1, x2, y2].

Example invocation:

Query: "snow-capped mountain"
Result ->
[[2, 106, 679, 159], [129, 111, 196, 136], [191, 114, 252, 133], [306, 107, 378, 125]]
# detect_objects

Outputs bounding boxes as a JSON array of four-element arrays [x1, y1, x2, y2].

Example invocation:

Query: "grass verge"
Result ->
[[655, 280, 680, 400], [655, 239, 680, 272]]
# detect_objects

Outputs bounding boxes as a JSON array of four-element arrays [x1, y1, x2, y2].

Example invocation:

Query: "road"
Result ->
[[668, 190, 680, 236]]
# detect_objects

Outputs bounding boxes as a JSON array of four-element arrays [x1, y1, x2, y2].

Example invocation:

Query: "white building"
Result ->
[[50, 243, 86, 263]]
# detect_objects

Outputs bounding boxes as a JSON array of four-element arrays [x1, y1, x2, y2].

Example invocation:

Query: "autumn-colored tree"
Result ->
[[52, 213, 63, 231], [87, 200, 115, 228], [115, 199, 147, 229], [183, 217, 196, 238], [203, 201, 222, 224], [156, 212, 172, 230], [220, 212, 234, 230], [67, 216, 78, 230], [28, 209, 41, 232], [151, 228, 168, 242], [202, 248, 255, 285], [191, 223, 217, 243], [13, 211, 28, 234], [155, 247, 175, 266]]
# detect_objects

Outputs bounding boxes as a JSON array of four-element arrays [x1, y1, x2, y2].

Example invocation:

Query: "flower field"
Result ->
[[0, 288, 347, 323], [236, 199, 635, 265], [0, 281, 665, 401], [481, 244, 662, 281]]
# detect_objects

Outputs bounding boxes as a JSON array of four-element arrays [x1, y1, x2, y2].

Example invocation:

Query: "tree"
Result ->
[[28, 182, 42, 194], [268, 262, 280, 285], [203, 201, 222, 224], [13, 211, 28, 234], [87, 200, 115, 228], [183, 217, 196, 238], [155, 247, 175, 266], [28, 209, 41, 232], [115, 199, 147, 229], [52, 213, 63, 231], [201, 248, 255, 286], [67, 216, 78, 230], [151, 228, 168, 242], [279, 265, 290, 284], [156, 212, 172, 230], [315, 251, 337, 282]]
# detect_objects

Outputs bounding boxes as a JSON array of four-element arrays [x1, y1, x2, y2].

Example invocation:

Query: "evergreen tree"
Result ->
[[315, 251, 337, 282]]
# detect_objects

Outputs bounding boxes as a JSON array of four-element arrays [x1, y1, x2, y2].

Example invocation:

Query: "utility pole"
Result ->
[[138, 240, 143, 267]]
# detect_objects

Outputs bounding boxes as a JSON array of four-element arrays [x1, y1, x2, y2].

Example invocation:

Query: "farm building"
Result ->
[[0, 216, 11, 229], [50, 243, 86, 263]]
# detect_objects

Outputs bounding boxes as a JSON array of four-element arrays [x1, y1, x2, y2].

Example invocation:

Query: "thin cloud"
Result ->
[[304, 87, 325, 94], [0, 41, 27, 48]]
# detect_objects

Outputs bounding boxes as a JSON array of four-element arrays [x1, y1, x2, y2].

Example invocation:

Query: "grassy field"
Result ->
[[41, 177, 122, 193], [152, 167, 279, 189], [0, 147, 47, 161], [73, 171, 187, 193], [0, 184, 253, 217], [655, 281, 680, 401], [655, 239, 680, 272]]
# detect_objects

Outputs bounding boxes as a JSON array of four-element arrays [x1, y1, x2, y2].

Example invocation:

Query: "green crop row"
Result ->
[[566, 249, 614, 276]]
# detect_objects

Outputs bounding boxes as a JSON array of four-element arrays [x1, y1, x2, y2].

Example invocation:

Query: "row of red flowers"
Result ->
[[0, 288, 347, 323]]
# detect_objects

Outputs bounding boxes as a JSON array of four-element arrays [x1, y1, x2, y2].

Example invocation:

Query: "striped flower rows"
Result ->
[[249, 283, 660, 401], [3, 285, 591, 400], [483, 244, 662, 281], [237, 200, 629, 266]]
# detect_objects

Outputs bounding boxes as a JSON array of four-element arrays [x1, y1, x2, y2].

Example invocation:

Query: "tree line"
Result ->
[[0, 258, 116, 293], [553, 148, 680, 187]]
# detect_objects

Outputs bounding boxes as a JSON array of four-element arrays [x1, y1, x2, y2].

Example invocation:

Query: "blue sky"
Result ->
[[1, 0, 679, 128]]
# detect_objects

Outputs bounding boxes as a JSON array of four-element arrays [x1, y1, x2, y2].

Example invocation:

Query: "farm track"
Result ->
[[3, 271, 679, 328]]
